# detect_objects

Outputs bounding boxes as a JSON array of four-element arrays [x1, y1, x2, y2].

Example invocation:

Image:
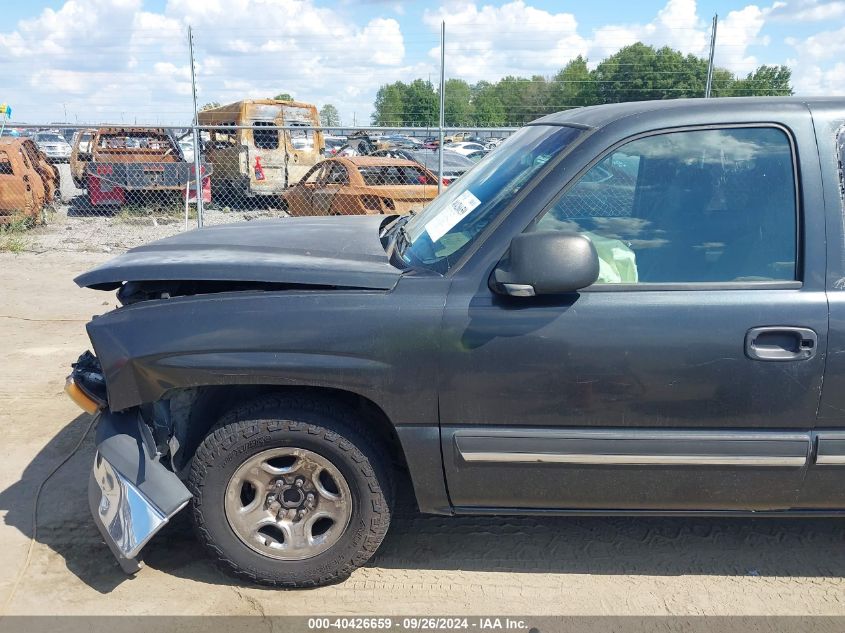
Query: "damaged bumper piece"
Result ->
[[87, 409, 191, 573]]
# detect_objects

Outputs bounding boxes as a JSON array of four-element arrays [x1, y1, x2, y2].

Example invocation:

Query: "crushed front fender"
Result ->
[[88, 409, 191, 573]]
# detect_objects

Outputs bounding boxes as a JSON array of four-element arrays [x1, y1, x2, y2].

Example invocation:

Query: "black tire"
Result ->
[[187, 394, 393, 588]]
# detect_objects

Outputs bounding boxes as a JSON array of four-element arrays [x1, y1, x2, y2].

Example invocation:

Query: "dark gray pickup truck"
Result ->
[[67, 97, 845, 587]]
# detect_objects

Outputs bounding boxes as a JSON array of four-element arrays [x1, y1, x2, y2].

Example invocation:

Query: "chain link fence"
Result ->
[[0, 123, 514, 253]]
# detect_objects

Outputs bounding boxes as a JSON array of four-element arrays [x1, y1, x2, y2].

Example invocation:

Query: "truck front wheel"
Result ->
[[188, 395, 393, 587]]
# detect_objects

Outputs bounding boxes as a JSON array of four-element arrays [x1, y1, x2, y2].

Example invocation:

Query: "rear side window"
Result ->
[[0, 151, 12, 175], [358, 165, 435, 186], [253, 122, 279, 150], [537, 127, 797, 284]]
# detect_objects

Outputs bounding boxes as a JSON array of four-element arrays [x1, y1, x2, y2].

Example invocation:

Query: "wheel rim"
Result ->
[[224, 447, 353, 561]]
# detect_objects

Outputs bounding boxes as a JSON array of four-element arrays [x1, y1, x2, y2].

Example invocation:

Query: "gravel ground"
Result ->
[[22, 164, 284, 254], [2, 184, 845, 618]]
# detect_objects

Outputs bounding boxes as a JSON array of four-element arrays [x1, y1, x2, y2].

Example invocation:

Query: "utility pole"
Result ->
[[705, 14, 718, 98], [188, 24, 204, 227], [437, 20, 445, 194]]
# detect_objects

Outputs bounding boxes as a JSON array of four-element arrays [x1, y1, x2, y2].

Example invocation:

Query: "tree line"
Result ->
[[371, 42, 793, 127]]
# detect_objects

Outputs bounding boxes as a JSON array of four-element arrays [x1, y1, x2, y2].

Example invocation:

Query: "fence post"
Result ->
[[438, 20, 445, 194], [188, 25, 204, 227]]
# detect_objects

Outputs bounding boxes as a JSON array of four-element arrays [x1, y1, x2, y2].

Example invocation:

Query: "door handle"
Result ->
[[745, 327, 818, 362]]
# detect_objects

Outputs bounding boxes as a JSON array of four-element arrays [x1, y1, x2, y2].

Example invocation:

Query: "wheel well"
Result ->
[[170, 384, 414, 505]]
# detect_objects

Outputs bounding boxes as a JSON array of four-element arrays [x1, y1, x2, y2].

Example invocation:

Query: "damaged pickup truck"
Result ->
[[69, 97, 845, 588]]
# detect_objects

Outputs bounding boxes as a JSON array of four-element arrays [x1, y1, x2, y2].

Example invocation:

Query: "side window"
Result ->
[[302, 164, 325, 184], [211, 124, 237, 149], [325, 164, 349, 185], [537, 127, 797, 284], [253, 122, 279, 150], [287, 122, 314, 151], [0, 151, 12, 175]]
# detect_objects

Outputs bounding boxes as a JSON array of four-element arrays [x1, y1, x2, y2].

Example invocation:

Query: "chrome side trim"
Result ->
[[459, 451, 806, 467], [815, 455, 845, 465], [815, 434, 845, 465]]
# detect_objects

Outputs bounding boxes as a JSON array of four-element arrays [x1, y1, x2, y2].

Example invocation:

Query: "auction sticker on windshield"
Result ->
[[425, 190, 482, 242]]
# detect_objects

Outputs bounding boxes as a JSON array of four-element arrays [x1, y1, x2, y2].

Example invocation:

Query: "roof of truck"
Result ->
[[533, 96, 845, 130]]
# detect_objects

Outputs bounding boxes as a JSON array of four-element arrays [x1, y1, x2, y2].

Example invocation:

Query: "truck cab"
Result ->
[[70, 97, 845, 587]]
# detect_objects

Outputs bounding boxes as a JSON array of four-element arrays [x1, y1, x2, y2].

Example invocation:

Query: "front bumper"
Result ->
[[88, 409, 191, 573]]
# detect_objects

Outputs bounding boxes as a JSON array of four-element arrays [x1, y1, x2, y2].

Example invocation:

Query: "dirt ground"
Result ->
[[2, 250, 845, 618]]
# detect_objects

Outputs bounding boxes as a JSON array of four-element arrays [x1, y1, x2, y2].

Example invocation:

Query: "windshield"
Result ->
[[400, 124, 583, 274], [36, 134, 64, 143]]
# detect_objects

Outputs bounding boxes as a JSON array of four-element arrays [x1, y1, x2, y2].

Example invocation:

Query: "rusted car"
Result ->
[[84, 128, 208, 207], [282, 156, 440, 216], [199, 99, 324, 198], [0, 138, 59, 223]]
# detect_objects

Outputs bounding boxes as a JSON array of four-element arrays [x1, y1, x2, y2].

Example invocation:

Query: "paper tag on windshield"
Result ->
[[425, 190, 482, 242]]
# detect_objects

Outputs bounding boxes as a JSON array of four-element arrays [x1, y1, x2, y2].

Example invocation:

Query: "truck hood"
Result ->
[[75, 215, 401, 291]]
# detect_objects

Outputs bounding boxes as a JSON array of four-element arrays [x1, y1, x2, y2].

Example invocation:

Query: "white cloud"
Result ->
[[592, 0, 709, 58], [785, 24, 845, 93], [423, 1, 589, 82], [0, 0, 409, 124], [768, 0, 845, 21], [786, 25, 845, 60], [714, 5, 768, 75], [426, 0, 766, 82]]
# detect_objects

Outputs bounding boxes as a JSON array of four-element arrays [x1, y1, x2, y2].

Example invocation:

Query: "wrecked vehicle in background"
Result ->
[[199, 99, 324, 198], [33, 131, 72, 163], [0, 138, 59, 223], [282, 156, 439, 216], [84, 128, 209, 207], [69, 129, 95, 189]]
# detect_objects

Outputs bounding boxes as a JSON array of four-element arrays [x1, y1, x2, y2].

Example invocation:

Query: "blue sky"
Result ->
[[0, 0, 842, 124]]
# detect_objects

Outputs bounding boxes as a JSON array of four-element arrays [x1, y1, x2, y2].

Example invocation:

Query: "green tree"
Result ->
[[273, 92, 294, 101], [372, 81, 407, 125], [470, 81, 505, 126], [520, 75, 552, 122], [729, 65, 793, 96], [444, 79, 473, 126], [319, 104, 341, 126], [593, 43, 708, 103], [708, 68, 737, 97], [548, 56, 598, 109], [494, 76, 530, 125], [371, 43, 795, 126], [403, 79, 438, 126]]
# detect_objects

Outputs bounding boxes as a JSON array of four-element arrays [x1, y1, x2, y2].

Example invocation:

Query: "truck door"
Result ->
[[439, 123, 827, 512]]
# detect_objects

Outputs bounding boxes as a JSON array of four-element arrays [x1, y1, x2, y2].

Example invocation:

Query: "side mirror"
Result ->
[[491, 231, 600, 297]]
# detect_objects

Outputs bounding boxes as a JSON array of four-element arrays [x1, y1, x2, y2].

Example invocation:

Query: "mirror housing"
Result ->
[[491, 231, 600, 297]]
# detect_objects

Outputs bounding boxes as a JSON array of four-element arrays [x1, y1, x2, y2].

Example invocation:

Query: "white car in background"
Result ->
[[33, 131, 72, 162], [179, 139, 195, 162], [443, 141, 487, 157]]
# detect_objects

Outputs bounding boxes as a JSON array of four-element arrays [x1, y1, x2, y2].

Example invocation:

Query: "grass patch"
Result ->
[[0, 215, 33, 253], [116, 199, 197, 223]]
